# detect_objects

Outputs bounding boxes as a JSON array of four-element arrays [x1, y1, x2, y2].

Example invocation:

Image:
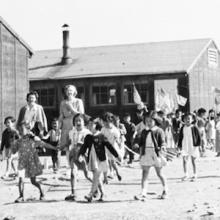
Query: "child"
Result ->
[[123, 113, 136, 164], [113, 115, 126, 160], [64, 113, 92, 201], [101, 112, 122, 182], [215, 113, 220, 156], [0, 116, 19, 178], [13, 121, 56, 203], [178, 113, 201, 181], [134, 111, 168, 201], [206, 109, 216, 150], [43, 118, 61, 173], [78, 120, 121, 202]]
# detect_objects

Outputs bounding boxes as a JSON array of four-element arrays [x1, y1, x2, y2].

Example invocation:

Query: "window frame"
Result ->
[[34, 87, 56, 109], [90, 83, 117, 106], [122, 81, 149, 106]]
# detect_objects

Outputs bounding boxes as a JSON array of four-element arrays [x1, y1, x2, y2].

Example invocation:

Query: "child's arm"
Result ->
[[78, 134, 91, 157], [104, 139, 121, 161], [35, 140, 57, 151], [0, 131, 6, 154]]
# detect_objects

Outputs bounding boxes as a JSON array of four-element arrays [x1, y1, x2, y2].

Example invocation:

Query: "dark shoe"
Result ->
[[98, 193, 106, 202], [40, 194, 45, 201], [159, 190, 168, 199], [84, 195, 93, 202], [15, 196, 24, 203], [117, 174, 122, 181], [65, 194, 76, 201], [134, 194, 147, 201]]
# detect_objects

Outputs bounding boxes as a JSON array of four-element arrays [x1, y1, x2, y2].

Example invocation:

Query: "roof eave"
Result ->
[[0, 16, 34, 57]]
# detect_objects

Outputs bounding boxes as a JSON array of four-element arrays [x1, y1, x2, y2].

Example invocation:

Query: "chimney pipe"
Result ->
[[61, 24, 72, 65]]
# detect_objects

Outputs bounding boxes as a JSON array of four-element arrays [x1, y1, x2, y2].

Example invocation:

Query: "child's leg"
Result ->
[[155, 167, 167, 192], [182, 156, 189, 178], [111, 160, 121, 181], [5, 158, 10, 176], [15, 170, 25, 202], [82, 166, 92, 182], [30, 176, 44, 199], [18, 177, 24, 198], [141, 166, 150, 195], [191, 156, 197, 177]]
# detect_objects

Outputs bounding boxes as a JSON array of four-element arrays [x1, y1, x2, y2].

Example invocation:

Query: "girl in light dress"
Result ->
[[64, 113, 92, 201], [134, 111, 168, 201], [59, 85, 84, 167], [78, 120, 121, 202], [178, 113, 201, 181], [101, 112, 122, 182], [206, 109, 216, 150]]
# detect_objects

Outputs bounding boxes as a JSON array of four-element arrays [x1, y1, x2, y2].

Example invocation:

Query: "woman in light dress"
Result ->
[[58, 85, 84, 166]]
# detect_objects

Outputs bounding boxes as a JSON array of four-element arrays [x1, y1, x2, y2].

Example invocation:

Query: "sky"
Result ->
[[1, 0, 220, 51]]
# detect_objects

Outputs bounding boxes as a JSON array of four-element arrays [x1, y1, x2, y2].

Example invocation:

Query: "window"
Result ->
[[35, 88, 56, 108], [92, 85, 116, 105], [208, 48, 218, 67], [123, 83, 149, 104]]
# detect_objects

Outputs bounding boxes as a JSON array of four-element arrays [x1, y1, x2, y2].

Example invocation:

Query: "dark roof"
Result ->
[[0, 16, 33, 57], [29, 38, 213, 80]]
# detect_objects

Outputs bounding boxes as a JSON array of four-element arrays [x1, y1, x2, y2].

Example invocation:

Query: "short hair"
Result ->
[[175, 109, 182, 114], [4, 116, 16, 124], [63, 85, 77, 99], [72, 113, 85, 125], [197, 108, 206, 115], [101, 112, 114, 122], [26, 91, 39, 101], [183, 112, 193, 119]]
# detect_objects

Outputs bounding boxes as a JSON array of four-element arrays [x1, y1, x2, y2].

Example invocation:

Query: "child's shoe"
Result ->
[[98, 193, 106, 202], [84, 194, 93, 202], [159, 190, 168, 199], [65, 194, 76, 201], [181, 175, 189, 181], [191, 175, 197, 182], [134, 193, 147, 201], [14, 196, 24, 203]]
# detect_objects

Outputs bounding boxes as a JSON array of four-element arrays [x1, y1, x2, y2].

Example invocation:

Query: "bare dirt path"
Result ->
[[0, 152, 220, 220]]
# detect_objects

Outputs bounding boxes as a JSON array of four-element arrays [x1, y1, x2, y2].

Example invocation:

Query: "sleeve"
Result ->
[[158, 128, 166, 149], [36, 105, 48, 132], [58, 101, 64, 129], [0, 131, 6, 152], [104, 140, 119, 158], [78, 134, 91, 156], [77, 99, 85, 114], [177, 127, 184, 150]]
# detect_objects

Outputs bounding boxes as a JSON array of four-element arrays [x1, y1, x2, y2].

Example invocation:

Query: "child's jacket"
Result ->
[[139, 126, 166, 157], [178, 125, 201, 150], [78, 133, 119, 162]]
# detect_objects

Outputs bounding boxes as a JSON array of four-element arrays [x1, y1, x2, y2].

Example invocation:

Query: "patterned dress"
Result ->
[[14, 135, 43, 178]]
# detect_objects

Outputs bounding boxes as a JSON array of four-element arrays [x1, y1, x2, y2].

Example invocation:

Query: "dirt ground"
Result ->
[[0, 151, 220, 220]]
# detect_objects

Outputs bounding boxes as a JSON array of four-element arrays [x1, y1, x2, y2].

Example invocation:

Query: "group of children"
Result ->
[[0, 105, 218, 203]]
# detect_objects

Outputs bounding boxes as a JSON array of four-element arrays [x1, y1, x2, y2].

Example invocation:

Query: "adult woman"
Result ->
[[17, 91, 48, 137], [59, 85, 84, 163]]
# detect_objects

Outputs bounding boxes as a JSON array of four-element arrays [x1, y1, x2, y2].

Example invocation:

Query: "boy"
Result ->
[[0, 116, 19, 178]]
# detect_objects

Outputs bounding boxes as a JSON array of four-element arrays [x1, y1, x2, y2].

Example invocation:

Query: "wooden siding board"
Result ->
[[15, 40, 28, 115], [2, 25, 16, 122], [189, 41, 220, 111], [0, 23, 2, 135]]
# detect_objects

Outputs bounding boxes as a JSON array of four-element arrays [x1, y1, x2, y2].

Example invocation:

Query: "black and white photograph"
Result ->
[[0, 0, 220, 219]]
